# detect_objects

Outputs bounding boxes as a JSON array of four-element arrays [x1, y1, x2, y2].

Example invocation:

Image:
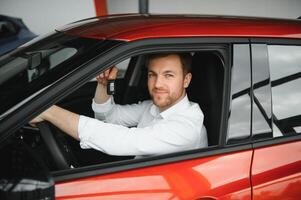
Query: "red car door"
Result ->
[[252, 140, 301, 199], [55, 149, 253, 200], [251, 43, 301, 200], [55, 42, 254, 200]]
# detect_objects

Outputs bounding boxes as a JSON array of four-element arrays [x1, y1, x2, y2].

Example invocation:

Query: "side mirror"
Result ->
[[0, 140, 55, 199]]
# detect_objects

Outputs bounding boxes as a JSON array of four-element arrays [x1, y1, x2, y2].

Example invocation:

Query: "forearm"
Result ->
[[43, 105, 80, 140], [93, 100, 147, 127], [94, 83, 111, 104]]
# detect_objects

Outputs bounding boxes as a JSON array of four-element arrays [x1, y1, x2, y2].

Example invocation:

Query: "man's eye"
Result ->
[[148, 73, 154, 78], [165, 74, 173, 78]]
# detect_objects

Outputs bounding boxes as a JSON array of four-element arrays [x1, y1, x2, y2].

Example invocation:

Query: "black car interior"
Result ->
[[15, 51, 225, 171], [187, 52, 224, 146]]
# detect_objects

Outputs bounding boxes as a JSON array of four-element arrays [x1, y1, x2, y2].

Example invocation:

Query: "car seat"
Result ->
[[187, 52, 224, 146]]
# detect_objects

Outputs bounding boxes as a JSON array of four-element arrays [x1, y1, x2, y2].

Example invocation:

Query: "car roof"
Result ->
[[58, 14, 301, 41]]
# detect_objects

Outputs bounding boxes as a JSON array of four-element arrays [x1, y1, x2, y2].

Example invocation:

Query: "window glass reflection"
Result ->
[[228, 44, 251, 141], [251, 44, 272, 135], [253, 87, 272, 134], [268, 45, 301, 135], [0, 32, 119, 118], [272, 79, 301, 119], [269, 46, 301, 80], [273, 123, 283, 137], [228, 95, 251, 137]]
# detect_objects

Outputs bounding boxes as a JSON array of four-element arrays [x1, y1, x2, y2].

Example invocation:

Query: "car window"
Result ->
[[227, 44, 251, 142], [116, 58, 130, 78], [41, 49, 226, 170], [89, 58, 130, 83], [0, 32, 120, 119], [268, 45, 301, 136], [27, 47, 78, 82], [251, 44, 272, 137]]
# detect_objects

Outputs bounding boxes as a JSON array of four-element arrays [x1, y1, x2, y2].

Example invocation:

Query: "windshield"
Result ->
[[0, 31, 118, 119]]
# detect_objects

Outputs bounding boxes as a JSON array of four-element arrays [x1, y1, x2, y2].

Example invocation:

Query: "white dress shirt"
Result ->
[[78, 95, 208, 157]]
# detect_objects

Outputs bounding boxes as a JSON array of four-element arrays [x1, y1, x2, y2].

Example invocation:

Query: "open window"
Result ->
[[1, 40, 227, 173], [111, 51, 225, 146], [41, 49, 226, 171]]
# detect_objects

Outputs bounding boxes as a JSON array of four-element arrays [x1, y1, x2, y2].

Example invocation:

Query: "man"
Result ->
[[31, 53, 208, 158]]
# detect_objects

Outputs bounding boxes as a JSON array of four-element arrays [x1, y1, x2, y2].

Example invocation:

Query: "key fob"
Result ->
[[107, 79, 115, 95]]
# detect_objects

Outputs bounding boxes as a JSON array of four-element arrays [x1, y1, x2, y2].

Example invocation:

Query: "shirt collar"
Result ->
[[150, 95, 190, 119]]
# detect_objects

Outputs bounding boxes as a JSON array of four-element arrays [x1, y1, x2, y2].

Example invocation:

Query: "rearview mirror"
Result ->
[[28, 52, 42, 70]]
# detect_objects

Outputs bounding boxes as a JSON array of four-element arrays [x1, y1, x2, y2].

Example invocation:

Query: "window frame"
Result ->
[[52, 37, 249, 182], [2, 36, 251, 182], [249, 38, 301, 147]]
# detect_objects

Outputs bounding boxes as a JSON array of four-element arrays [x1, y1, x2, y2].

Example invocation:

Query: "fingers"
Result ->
[[104, 69, 110, 77], [29, 115, 44, 127], [96, 69, 109, 86], [96, 66, 118, 85], [96, 74, 106, 85], [109, 66, 118, 80]]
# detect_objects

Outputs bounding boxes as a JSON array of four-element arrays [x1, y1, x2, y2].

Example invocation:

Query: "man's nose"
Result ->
[[154, 76, 163, 88]]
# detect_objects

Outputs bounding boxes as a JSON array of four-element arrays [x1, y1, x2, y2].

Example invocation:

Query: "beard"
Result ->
[[150, 88, 184, 111], [152, 93, 173, 109]]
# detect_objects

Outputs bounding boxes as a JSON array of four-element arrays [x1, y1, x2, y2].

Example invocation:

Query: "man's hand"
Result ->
[[30, 115, 44, 124], [94, 66, 118, 104], [30, 110, 48, 127], [96, 66, 118, 86]]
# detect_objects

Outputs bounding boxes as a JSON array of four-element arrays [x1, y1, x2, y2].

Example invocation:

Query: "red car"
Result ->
[[0, 14, 301, 200]]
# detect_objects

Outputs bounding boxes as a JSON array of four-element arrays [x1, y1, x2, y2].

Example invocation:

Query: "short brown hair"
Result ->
[[146, 53, 192, 74]]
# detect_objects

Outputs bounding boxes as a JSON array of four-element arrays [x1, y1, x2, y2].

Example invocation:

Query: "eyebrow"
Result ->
[[163, 70, 176, 74], [148, 70, 176, 74]]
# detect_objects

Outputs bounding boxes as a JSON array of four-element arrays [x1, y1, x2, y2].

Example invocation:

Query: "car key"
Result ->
[[107, 79, 115, 95]]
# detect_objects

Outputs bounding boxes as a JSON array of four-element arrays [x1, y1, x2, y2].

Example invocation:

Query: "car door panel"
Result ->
[[55, 149, 253, 200], [252, 140, 301, 199]]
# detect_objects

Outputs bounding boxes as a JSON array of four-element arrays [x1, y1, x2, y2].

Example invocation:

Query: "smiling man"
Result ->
[[32, 53, 208, 157], [148, 54, 190, 112]]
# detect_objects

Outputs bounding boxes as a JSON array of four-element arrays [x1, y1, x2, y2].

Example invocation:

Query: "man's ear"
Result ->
[[184, 73, 192, 88]]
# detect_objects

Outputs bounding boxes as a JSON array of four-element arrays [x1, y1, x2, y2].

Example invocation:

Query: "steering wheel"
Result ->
[[37, 121, 79, 170]]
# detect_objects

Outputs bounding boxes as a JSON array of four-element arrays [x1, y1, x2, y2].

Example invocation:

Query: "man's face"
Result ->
[[147, 54, 192, 112]]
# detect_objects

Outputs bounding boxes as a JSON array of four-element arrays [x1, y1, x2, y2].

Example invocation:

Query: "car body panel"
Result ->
[[55, 150, 253, 199], [252, 140, 301, 199], [58, 14, 301, 41]]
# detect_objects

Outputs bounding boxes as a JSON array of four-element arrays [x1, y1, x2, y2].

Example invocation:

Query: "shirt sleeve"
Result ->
[[78, 114, 202, 156], [92, 97, 114, 121], [92, 98, 151, 127]]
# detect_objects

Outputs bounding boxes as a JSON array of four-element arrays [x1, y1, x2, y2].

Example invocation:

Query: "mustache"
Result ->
[[152, 88, 168, 93]]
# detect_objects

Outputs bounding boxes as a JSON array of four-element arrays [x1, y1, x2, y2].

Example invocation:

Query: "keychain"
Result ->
[[107, 79, 115, 95]]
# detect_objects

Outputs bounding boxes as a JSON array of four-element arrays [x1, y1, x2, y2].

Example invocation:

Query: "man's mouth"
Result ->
[[153, 89, 168, 95]]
